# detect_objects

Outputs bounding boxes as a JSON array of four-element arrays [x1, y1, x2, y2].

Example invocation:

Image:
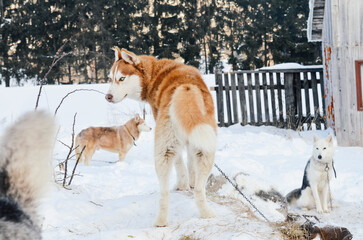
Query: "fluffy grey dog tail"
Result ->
[[286, 188, 302, 205], [0, 111, 57, 240]]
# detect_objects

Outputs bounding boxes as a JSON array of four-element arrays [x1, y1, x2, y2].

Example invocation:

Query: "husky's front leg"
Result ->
[[311, 185, 323, 213], [321, 185, 331, 213]]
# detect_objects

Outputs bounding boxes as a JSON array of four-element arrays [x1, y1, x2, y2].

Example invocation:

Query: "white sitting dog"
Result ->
[[286, 134, 336, 213]]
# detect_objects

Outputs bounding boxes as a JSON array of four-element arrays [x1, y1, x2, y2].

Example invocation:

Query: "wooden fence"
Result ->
[[212, 68, 326, 130]]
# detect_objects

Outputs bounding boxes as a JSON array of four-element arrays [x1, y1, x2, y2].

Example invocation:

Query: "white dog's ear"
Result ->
[[113, 46, 122, 61], [135, 114, 140, 123], [313, 134, 319, 143], [121, 49, 140, 65], [327, 134, 333, 143]]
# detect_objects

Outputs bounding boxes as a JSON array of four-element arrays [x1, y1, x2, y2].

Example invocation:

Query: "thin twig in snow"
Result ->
[[62, 113, 77, 187], [68, 145, 85, 186]]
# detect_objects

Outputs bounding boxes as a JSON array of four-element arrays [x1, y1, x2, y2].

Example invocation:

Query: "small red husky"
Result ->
[[105, 47, 217, 227], [75, 114, 151, 165]]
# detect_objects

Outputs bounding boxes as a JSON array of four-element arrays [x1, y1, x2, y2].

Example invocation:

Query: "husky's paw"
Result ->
[[174, 183, 190, 191], [154, 217, 168, 227], [189, 179, 195, 189], [316, 207, 324, 214], [323, 208, 331, 213], [200, 208, 216, 218]]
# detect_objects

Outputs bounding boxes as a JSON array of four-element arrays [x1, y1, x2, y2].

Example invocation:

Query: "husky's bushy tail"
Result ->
[[286, 188, 302, 205], [0, 111, 56, 240]]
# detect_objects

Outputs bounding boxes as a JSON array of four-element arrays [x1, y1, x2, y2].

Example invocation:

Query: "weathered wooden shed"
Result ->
[[308, 0, 363, 146]]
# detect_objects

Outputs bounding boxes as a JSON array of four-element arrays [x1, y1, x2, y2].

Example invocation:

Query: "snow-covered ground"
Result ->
[[0, 77, 362, 240]]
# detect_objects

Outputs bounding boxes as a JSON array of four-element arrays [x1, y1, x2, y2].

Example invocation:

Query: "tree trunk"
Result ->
[[203, 37, 208, 74], [95, 58, 98, 83], [0, 0, 4, 19], [5, 74, 10, 87], [68, 63, 72, 84]]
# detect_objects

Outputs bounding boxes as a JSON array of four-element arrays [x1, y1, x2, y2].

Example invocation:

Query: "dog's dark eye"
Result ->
[[316, 148, 319, 150], [323, 147, 326, 150], [120, 77, 125, 81]]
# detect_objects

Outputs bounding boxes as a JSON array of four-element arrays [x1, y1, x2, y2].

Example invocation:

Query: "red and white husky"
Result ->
[[105, 47, 217, 227]]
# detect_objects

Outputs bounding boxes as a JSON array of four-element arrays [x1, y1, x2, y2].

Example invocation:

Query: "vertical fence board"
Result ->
[[285, 73, 295, 129], [262, 73, 269, 123], [237, 73, 248, 126], [215, 73, 225, 127], [230, 73, 239, 124], [224, 73, 232, 126], [247, 73, 255, 123], [269, 73, 277, 125], [276, 73, 284, 126], [303, 72, 311, 129], [254, 73, 262, 124], [295, 73, 303, 128]]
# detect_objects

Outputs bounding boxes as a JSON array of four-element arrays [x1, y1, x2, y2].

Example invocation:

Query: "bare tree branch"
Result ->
[[35, 51, 73, 110], [57, 139, 71, 149], [62, 113, 77, 187], [54, 89, 105, 116]]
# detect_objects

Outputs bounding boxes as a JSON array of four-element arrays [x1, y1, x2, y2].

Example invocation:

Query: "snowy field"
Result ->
[[0, 76, 362, 239]]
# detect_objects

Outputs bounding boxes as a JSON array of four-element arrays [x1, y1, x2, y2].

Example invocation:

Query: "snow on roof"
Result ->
[[259, 63, 323, 70]]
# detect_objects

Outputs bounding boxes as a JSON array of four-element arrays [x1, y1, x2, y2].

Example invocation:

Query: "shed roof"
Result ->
[[307, 0, 325, 42]]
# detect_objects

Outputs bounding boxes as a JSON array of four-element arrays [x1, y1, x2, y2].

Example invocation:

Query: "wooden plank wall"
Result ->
[[213, 69, 326, 130], [329, 0, 363, 146]]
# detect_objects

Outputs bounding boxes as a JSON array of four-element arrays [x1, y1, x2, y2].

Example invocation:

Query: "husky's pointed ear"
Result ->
[[113, 46, 122, 62], [135, 113, 140, 123], [121, 49, 140, 65], [313, 134, 319, 143], [327, 134, 333, 143]]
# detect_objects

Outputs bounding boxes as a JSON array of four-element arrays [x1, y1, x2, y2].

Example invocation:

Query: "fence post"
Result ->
[[285, 72, 296, 129], [215, 71, 225, 127]]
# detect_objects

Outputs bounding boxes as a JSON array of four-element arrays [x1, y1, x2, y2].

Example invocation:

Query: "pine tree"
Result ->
[[0, 0, 13, 86], [199, 0, 224, 74], [179, 0, 202, 68], [269, 0, 321, 65], [222, 1, 245, 70]]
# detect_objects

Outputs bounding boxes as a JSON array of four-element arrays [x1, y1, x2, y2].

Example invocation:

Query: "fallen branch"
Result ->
[[89, 201, 103, 207]]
